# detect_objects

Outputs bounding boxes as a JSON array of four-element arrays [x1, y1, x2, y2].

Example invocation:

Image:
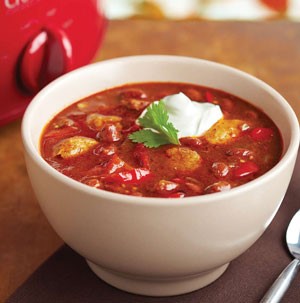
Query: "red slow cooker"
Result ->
[[0, 0, 106, 126]]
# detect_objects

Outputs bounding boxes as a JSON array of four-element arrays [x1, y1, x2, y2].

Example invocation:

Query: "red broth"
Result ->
[[40, 82, 283, 198]]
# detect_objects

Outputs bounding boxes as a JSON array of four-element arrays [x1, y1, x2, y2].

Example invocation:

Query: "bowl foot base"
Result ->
[[86, 260, 229, 296]]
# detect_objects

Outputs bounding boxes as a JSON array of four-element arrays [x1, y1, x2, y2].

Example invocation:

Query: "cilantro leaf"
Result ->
[[129, 129, 170, 148], [128, 101, 180, 148]]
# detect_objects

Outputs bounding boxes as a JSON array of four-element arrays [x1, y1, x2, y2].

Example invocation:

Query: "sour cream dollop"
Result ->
[[139, 92, 223, 138]]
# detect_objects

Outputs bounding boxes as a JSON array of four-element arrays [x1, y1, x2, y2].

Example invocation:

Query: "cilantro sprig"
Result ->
[[129, 101, 180, 148]]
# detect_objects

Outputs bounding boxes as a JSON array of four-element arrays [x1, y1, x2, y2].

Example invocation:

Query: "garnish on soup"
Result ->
[[129, 92, 223, 147], [40, 82, 283, 198], [129, 100, 180, 147]]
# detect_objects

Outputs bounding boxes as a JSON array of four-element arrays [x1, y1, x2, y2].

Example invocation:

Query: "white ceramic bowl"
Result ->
[[22, 55, 300, 296]]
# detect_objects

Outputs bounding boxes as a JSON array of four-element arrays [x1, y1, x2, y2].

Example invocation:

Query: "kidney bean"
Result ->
[[211, 162, 229, 178], [119, 88, 147, 99], [121, 98, 150, 111], [155, 180, 179, 195], [93, 144, 116, 156], [226, 148, 254, 159], [97, 123, 122, 142], [205, 181, 231, 194], [233, 161, 259, 178], [250, 127, 274, 141], [180, 137, 203, 147], [85, 154, 125, 176], [185, 182, 203, 194]]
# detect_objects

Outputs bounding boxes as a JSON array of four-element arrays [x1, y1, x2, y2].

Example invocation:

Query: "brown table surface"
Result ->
[[1, 19, 300, 302]]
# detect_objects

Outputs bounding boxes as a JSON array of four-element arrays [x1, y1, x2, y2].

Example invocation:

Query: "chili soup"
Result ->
[[40, 82, 283, 198]]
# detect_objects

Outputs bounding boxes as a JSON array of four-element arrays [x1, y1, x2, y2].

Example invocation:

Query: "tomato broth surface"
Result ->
[[40, 82, 283, 198]]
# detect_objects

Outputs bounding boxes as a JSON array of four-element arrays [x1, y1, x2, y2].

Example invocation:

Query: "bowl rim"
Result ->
[[22, 55, 300, 207]]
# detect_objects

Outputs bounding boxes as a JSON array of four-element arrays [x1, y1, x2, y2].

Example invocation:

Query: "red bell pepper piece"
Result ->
[[233, 161, 259, 178], [250, 127, 274, 141], [205, 91, 214, 103], [104, 168, 152, 184], [166, 192, 185, 198]]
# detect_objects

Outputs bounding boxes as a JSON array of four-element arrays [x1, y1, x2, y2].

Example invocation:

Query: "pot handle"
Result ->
[[19, 26, 73, 93]]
